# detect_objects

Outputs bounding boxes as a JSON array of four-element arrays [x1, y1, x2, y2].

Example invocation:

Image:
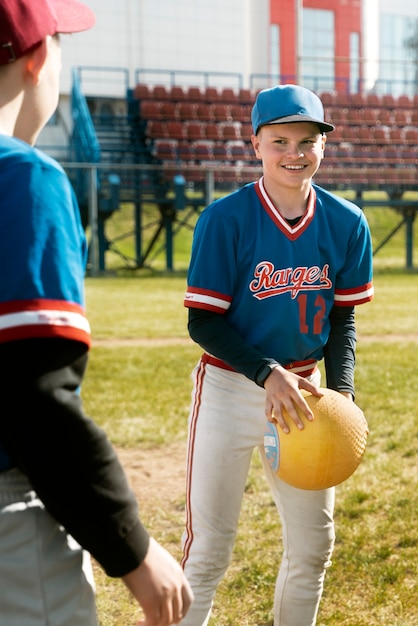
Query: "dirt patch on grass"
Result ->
[[116, 442, 187, 510]]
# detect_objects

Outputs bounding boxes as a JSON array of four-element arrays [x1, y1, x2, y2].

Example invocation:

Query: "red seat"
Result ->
[[404, 128, 418, 144], [397, 94, 412, 108], [166, 121, 185, 140], [140, 100, 162, 120], [177, 141, 194, 162], [238, 88, 254, 105], [204, 123, 222, 141], [134, 83, 152, 100], [152, 84, 170, 100], [241, 123, 253, 142], [195, 103, 213, 122], [169, 85, 186, 102], [393, 110, 409, 126], [229, 143, 251, 162], [220, 87, 238, 103], [230, 104, 250, 122], [184, 122, 205, 141], [349, 93, 366, 107], [221, 123, 241, 141], [371, 127, 389, 144], [211, 104, 231, 122], [212, 142, 230, 161], [193, 141, 213, 162], [381, 94, 396, 108], [186, 86, 204, 102], [366, 93, 381, 107], [362, 108, 378, 125], [160, 101, 178, 121], [154, 140, 177, 161], [204, 86, 221, 102], [318, 91, 336, 107], [146, 121, 168, 139], [376, 109, 392, 125], [346, 109, 363, 124], [177, 102, 197, 121]]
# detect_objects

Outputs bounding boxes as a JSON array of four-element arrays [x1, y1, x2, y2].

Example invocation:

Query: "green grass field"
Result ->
[[81, 200, 418, 626]]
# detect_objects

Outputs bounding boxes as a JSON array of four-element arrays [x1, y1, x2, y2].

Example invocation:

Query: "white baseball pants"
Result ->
[[0, 468, 98, 626], [179, 361, 335, 626]]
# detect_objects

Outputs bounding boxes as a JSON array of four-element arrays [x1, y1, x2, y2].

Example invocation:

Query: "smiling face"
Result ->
[[251, 122, 326, 195]]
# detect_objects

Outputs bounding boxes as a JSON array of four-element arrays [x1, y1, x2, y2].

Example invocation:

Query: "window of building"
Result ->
[[350, 32, 360, 94], [302, 8, 335, 92], [270, 24, 280, 82], [379, 13, 418, 96]]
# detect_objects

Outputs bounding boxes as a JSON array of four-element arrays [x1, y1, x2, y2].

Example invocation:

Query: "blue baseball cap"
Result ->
[[251, 84, 335, 134]]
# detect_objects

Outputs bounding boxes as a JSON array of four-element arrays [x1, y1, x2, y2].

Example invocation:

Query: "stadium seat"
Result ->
[[154, 140, 177, 161], [177, 141, 194, 163], [376, 108, 392, 125], [241, 123, 253, 142], [160, 101, 179, 120], [211, 103, 232, 122], [238, 88, 254, 105], [229, 143, 251, 162], [371, 126, 389, 144], [230, 104, 250, 122], [393, 109, 409, 125], [184, 122, 205, 141], [166, 121, 185, 140], [177, 102, 197, 121], [357, 126, 372, 143], [362, 108, 378, 125], [366, 93, 381, 107], [186, 86, 204, 102], [169, 85, 187, 102], [220, 87, 238, 103], [152, 84, 170, 100], [140, 100, 162, 120], [204, 123, 223, 141], [383, 146, 403, 163], [221, 123, 241, 141], [146, 120, 168, 139], [404, 128, 418, 144], [134, 83, 152, 100], [193, 141, 213, 162], [381, 94, 396, 108], [335, 92, 351, 107], [346, 108, 363, 124], [212, 142, 230, 161], [195, 103, 213, 122], [318, 91, 336, 107], [204, 86, 221, 102], [397, 94, 412, 108]]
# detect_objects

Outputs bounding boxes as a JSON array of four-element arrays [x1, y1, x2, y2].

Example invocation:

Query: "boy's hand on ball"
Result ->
[[264, 366, 323, 433]]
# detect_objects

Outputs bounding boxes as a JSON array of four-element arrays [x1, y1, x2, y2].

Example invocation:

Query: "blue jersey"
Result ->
[[0, 135, 90, 347], [185, 177, 373, 366], [0, 136, 90, 471]]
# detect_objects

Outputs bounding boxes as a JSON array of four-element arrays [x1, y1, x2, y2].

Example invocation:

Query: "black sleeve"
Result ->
[[323, 305, 356, 397], [0, 338, 149, 578], [188, 308, 279, 382]]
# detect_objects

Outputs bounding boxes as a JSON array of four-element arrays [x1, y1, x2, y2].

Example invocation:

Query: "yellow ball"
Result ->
[[263, 388, 369, 490]]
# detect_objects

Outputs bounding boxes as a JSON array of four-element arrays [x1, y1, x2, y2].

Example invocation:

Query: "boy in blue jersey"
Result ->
[[0, 1, 192, 625], [180, 84, 374, 625]]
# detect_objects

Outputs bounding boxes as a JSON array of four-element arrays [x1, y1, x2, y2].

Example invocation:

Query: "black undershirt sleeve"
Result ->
[[188, 304, 356, 394], [188, 307, 280, 382], [0, 338, 150, 578], [323, 305, 356, 397]]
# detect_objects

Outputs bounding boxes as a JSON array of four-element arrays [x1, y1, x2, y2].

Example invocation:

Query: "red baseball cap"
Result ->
[[0, 0, 95, 65]]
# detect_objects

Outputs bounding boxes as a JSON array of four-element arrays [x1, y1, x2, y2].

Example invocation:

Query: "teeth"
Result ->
[[284, 165, 304, 170]]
